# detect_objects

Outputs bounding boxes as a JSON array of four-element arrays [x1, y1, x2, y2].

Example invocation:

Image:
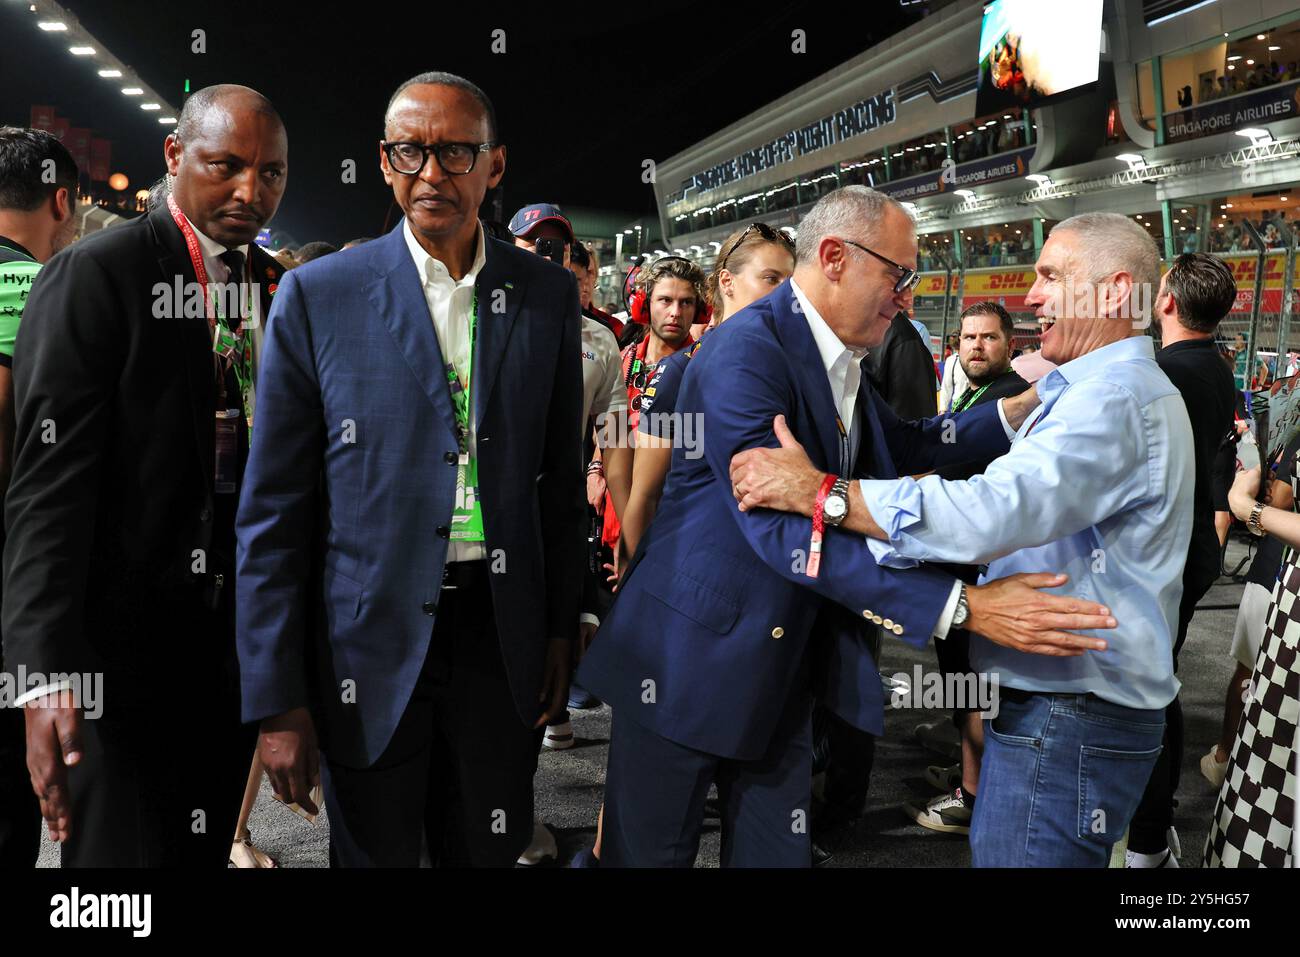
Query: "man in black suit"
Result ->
[[2, 85, 287, 866]]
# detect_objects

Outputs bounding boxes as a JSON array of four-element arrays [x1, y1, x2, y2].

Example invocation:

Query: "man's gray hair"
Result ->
[[1052, 212, 1161, 299], [795, 186, 914, 265]]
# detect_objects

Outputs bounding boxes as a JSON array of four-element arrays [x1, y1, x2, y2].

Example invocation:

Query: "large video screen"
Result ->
[[975, 0, 1103, 115]]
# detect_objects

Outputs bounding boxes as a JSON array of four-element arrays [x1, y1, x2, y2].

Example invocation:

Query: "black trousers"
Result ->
[[0, 705, 40, 868], [1129, 567, 1212, 853], [59, 679, 253, 867], [321, 562, 542, 867]]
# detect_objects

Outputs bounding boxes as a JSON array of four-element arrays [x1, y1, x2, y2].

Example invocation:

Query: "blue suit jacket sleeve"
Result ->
[[696, 328, 957, 646], [872, 386, 1011, 475], [236, 269, 326, 722]]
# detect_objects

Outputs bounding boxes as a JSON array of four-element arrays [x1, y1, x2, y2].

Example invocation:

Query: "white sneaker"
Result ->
[[543, 720, 574, 750], [516, 820, 558, 866], [1125, 846, 1180, 868], [1200, 746, 1228, 789], [1125, 829, 1181, 868]]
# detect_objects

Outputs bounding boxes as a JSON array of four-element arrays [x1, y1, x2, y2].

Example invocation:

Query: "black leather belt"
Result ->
[[441, 560, 488, 591]]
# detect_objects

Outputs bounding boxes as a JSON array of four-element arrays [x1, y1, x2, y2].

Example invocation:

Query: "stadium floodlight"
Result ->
[[69, 46, 95, 55], [37, 21, 68, 31], [141, 103, 161, 111], [121, 87, 144, 95], [97, 69, 122, 77]]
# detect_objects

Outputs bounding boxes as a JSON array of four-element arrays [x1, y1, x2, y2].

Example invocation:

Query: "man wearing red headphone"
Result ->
[[599, 257, 703, 574]]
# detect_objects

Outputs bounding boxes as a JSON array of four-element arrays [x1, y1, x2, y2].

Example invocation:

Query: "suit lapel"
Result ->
[[365, 223, 459, 442], [773, 282, 843, 472], [250, 245, 284, 323], [473, 237, 525, 428], [148, 206, 216, 496]]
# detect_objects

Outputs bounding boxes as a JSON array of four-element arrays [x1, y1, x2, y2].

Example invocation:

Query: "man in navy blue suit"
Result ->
[[578, 187, 1115, 867], [235, 73, 586, 866]]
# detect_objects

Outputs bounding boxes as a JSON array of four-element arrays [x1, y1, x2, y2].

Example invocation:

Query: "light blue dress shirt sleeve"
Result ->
[[860, 378, 1152, 566]]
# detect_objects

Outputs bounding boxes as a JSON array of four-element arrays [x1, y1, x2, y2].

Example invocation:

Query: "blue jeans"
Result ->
[[971, 692, 1165, 867]]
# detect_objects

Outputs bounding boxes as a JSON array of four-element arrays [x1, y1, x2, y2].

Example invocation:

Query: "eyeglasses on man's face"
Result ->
[[841, 238, 921, 294], [382, 141, 497, 176]]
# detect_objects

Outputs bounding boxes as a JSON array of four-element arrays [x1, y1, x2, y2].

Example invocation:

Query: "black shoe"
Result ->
[[812, 840, 834, 867]]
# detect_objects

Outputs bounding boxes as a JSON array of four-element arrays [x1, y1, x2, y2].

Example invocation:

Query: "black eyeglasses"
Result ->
[[718, 222, 796, 273], [382, 141, 497, 176], [841, 239, 921, 294]]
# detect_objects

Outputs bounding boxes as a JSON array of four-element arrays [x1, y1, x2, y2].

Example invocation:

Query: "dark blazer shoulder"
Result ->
[[48, 207, 164, 274], [483, 234, 573, 296]]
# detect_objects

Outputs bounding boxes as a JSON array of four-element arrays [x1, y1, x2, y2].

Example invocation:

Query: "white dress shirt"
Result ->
[[790, 280, 963, 640], [403, 218, 488, 562]]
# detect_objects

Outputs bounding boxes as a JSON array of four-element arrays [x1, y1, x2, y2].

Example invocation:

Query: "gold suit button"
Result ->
[[892, 623, 904, 635], [771, 627, 785, 639], [871, 615, 883, 625], [862, 609, 872, 619], [882, 618, 894, 629]]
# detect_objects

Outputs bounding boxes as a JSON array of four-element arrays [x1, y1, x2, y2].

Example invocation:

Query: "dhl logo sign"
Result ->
[[916, 253, 1300, 309], [920, 252, 1300, 297]]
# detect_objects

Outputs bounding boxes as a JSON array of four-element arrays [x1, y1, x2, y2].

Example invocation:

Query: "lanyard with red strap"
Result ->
[[806, 473, 838, 579], [166, 195, 253, 414]]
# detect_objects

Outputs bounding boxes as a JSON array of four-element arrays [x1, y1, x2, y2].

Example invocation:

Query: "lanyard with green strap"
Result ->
[[445, 291, 484, 542], [950, 382, 991, 413]]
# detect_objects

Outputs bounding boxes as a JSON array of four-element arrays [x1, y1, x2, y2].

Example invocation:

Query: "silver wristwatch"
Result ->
[[951, 584, 970, 629], [823, 477, 850, 527]]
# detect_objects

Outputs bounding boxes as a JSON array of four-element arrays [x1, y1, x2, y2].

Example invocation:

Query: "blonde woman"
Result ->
[[618, 223, 795, 563]]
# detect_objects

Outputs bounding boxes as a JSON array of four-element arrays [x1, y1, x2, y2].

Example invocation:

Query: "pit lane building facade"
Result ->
[[647, 0, 1300, 387]]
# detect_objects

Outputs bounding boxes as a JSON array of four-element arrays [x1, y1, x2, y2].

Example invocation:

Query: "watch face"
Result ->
[[824, 495, 846, 519]]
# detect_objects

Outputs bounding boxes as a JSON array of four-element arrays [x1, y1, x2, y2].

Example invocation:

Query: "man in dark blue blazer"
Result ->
[[235, 74, 586, 866], [578, 187, 1114, 867]]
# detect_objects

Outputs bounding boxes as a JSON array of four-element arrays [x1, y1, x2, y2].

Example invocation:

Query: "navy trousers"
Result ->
[[601, 692, 812, 867]]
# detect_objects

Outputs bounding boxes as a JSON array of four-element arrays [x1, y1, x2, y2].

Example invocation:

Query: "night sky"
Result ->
[[1, 2, 930, 244]]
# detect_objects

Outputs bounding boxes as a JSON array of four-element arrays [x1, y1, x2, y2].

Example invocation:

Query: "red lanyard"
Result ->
[[167, 195, 221, 329], [167, 195, 252, 412], [807, 474, 838, 579]]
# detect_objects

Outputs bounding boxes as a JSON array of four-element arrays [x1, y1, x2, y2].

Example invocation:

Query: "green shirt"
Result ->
[[0, 239, 41, 368]]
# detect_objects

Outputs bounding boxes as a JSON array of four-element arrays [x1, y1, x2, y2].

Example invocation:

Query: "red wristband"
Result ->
[[807, 473, 838, 579]]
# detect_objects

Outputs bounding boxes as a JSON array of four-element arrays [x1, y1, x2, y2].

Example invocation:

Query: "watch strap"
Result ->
[[824, 477, 851, 527], [1248, 501, 1267, 537]]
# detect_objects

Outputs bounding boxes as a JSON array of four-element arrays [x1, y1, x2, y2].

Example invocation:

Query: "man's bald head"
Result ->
[[165, 84, 287, 247], [176, 84, 283, 145]]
